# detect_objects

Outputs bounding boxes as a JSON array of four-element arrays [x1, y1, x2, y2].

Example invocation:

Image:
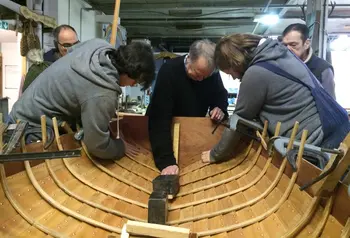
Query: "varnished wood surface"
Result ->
[[0, 117, 349, 237]]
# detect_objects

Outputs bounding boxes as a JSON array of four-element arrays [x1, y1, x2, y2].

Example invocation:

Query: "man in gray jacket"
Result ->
[[9, 38, 155, 160]]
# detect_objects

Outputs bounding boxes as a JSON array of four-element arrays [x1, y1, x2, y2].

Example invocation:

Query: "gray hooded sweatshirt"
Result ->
[[210, 38, 324, 162], [236, 38, 323, 144], [10, 38, 125, 159]]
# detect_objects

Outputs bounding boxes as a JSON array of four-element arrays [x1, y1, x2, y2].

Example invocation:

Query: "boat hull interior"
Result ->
[[0, 116, 349, 237]]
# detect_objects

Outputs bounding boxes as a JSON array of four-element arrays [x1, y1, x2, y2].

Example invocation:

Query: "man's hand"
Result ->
[[201, 150, 211, 164], [210, 107, 225, 122], [161, 165, 179, 175], [124, 141, 141, 158]]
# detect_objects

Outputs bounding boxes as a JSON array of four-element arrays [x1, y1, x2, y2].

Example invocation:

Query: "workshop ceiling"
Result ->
[[0, 0, 26, 19], [90, 0, 294, 37], [85, 0, 350, 50], [2, 0, 350, 51]]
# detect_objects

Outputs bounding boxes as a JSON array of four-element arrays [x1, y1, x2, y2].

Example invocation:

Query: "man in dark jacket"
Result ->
[[146, 39, 229, 175], [44, 24, 79, 63], [282, 23, 336, 99], [10, 38, 155, 160]]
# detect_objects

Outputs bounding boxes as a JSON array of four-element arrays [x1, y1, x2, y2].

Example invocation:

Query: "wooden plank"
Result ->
[[109, 0, 121, 47], [173, 123, 180, 164], [341, 218, 350, 238], [126, 220, 192, 238]]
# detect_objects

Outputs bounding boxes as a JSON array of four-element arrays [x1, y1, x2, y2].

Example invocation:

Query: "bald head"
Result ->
[[185, 39, 217, 81], [53, 25, 79, 57]]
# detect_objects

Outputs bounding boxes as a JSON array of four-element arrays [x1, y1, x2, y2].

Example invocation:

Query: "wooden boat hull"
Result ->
[[1, 116, 349, 237]]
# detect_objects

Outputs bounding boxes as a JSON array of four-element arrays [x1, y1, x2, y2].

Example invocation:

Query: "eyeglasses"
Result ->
[[58, 40, 80, 48]]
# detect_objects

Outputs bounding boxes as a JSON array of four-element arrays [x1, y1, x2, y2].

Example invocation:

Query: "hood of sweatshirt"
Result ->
[[69, 38, 122, 94], [248, 38, 317, 87], [249, 38, 289, 65]]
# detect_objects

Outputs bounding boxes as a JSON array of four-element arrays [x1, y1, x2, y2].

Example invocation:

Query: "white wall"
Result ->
[[331, 51, 350, 109], [43, 0, 103, 52], [57, 0, 101, 41], [0, 31, 22, 111], [219, 71, 241, 93]]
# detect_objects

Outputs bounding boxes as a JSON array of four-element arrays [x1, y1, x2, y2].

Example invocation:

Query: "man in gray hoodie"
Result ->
[[9, 38, 155, 160]]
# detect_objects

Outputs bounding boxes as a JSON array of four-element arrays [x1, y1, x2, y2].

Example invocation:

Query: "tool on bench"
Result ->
[[0, 120, 81, 162], [148, 175, 180, 225]]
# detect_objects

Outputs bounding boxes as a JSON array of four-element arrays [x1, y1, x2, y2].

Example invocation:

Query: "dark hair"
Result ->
[[282, 23, 309, 42], [52, 24, 77, 50], [109, 42, 156, 90]]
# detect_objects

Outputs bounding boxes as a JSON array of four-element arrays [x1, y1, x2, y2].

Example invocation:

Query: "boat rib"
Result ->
[[0, 116, 349, 238]]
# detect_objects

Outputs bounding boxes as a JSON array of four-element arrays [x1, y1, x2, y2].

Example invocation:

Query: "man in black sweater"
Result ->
[[146, 39, 229, 175]]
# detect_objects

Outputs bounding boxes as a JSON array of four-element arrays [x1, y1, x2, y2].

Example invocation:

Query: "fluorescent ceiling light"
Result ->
[[254, 14, 279, 25]]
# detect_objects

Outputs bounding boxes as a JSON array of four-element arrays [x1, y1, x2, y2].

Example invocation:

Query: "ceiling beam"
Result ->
[[122, 18, 253, 27], [118, 3, 308, 11], [0, 0, 23, 16], [118, 12, 256, 20], [96, 14, 256, 22]]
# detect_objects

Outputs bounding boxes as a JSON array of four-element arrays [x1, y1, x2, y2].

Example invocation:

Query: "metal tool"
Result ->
[[0, 149, 81, 162], [211, 120, 230, 134], [74, 129, 84, 141], [3, 121, 28, 154], [0, 121, 82, 163], [152, 175, 180, 198], [300, 148, 344, 191], [148, 191, 168, 225], [148, 175, 180, 225]]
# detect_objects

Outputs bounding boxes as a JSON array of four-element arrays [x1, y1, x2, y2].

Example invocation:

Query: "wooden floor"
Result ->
[[0, 117, 349, 237]]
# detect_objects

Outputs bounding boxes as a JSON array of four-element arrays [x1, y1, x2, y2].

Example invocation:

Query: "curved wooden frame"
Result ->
[[0, 116, 349, 237]]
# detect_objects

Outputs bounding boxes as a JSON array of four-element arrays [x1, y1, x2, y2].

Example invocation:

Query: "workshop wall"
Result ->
[[332, 50, 350, 109], [43, 0, 102, 52], [0, 31, 22, 112]]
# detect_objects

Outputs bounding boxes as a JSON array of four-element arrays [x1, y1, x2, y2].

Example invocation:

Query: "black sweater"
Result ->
[[146, 56, 228, 171]]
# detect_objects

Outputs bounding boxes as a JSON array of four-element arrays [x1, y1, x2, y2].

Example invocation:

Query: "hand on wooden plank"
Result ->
[[201, 150, 211, 164], [210, 107, 225, 122], [124, 141, 141, 158]]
